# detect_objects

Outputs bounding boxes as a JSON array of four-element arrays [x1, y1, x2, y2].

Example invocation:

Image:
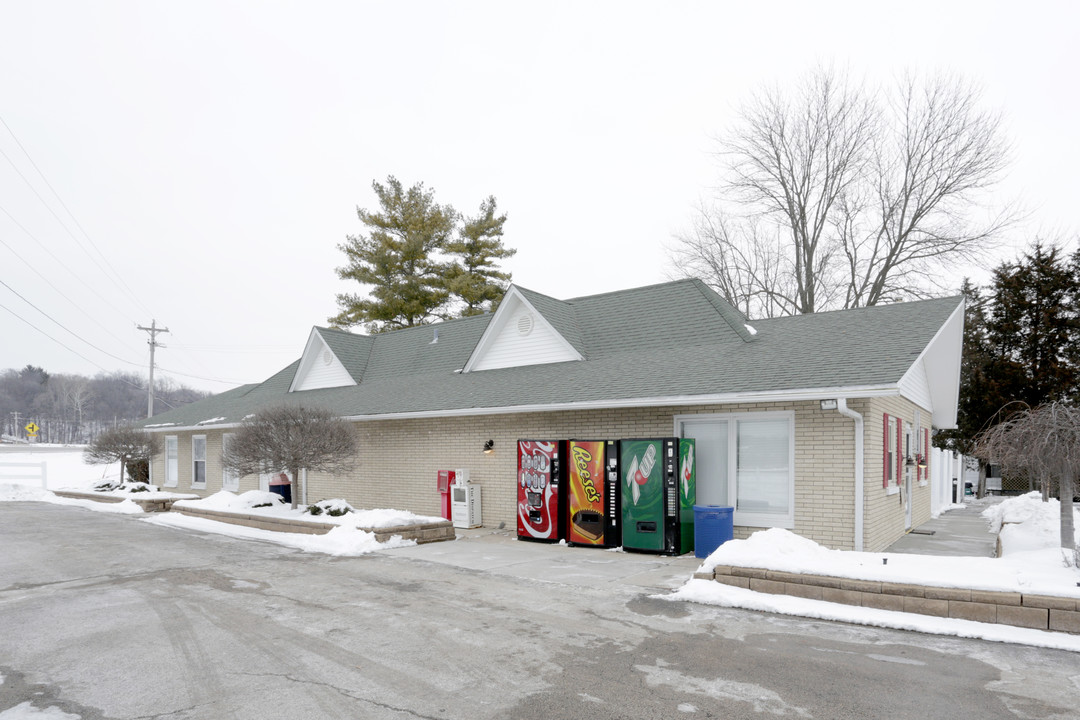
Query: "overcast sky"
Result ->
[[1, 1, 1078, 394]]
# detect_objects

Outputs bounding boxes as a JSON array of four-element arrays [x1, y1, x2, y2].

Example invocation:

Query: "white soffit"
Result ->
[[899, 300, 965, 428], [464, 287, 583, 372], [289, 328, 357, 392]]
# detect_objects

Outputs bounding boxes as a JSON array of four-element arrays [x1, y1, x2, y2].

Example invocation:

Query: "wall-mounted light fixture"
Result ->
[[916, 454, 927, 469], [482, 439, 495, 455], [820, 399, 838, 411]]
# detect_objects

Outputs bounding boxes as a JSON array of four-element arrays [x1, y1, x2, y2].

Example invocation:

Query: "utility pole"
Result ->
[[137, 320, 169, 418]]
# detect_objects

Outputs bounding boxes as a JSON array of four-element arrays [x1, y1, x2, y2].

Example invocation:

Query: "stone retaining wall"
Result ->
[[171, 505, 456, 544], [695, 565, 1080, 634], [53, 490, 188, 513]]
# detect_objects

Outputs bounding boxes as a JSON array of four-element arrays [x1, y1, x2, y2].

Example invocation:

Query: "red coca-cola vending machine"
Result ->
[[517, 439, 567, 542]]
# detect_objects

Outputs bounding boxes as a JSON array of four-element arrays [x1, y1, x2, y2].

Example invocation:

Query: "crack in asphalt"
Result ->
[[230, 671, 446, 719]]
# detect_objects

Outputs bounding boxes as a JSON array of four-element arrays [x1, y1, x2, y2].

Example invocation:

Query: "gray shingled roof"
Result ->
[[139, 279, 963, 429]]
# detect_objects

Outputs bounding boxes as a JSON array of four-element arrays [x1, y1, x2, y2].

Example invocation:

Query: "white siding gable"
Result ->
[[898, 356, 932, 413], [465, 288, 582, 372], [898, 300, 965, 428], [289, 329, 357, 392]]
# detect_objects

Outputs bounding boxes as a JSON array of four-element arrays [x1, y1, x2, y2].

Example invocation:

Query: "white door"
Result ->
[[679, 418, 729, 506]]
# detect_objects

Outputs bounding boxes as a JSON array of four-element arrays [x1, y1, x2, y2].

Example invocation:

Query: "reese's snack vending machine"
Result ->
[[566, 439, 621, 548]]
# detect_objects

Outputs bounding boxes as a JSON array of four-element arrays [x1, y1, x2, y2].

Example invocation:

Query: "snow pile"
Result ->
[[352, 507, 441, 528], [669, 579, 1080, 653], [307, 498, 355, 516], [675, 521, 1080, 651], [174, 490, 284, 512], [143, 513, 416, 556], [982, 491, 1079, 555], [173, 491, 442, 529], [698, 527, 1080, 597]]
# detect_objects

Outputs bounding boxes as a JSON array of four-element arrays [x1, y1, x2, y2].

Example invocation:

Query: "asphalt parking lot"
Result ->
[[3, 503, 1079, 719]]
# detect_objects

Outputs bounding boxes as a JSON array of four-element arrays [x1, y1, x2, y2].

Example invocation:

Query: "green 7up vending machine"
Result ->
[[619, 438, 695, 555]]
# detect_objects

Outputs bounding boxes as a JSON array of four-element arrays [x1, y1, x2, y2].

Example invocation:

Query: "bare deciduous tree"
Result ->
[[671, 68, 1015, 317], [84, 425, 160, 488], [974, 402, 1078, 567], [221, 405, 359, 509]]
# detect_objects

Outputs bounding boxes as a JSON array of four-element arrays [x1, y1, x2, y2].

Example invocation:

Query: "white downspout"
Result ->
[[836, 398, 864, 552]]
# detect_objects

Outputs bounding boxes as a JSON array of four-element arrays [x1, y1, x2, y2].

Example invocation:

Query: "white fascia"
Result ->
[[143, 384, 901, 432], [338, 384, 901, 423]]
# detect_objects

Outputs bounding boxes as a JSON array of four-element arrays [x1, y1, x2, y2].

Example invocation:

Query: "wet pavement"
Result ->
[[885, 496, 1003, 558]]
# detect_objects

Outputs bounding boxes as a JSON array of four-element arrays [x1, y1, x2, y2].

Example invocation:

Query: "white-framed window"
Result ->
[[222, 432, 239, 491], [192, 435, 207, 489], [676, 411, 795, 529], [883, 414, 900, 495], [164, 435, 178, 488]]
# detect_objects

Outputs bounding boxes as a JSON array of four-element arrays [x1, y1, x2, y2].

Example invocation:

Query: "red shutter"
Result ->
[[896, 421, 903, 486], [882, 414, 890, 488]]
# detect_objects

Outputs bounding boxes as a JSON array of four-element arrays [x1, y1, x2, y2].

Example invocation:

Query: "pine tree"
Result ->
[[986, 242, 1079, 407], [331, 177, 458, 332], [444, 196, 516, 316]]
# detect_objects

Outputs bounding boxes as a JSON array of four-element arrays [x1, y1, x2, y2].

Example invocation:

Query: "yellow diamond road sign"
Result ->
[[25, 422, 39, 436]]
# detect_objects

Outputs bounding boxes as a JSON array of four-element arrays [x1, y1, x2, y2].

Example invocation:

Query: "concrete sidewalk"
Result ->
[[380, 526, 702, 592], [885, 495, 1003, 558]]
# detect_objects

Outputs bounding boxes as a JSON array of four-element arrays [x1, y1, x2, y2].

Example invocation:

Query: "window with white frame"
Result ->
[[192, 435, 206, 488], [222, 433, 239, 491], [677, 412, 794, 528], [164, 435, 178, 488], [885, 415, 898, 489]]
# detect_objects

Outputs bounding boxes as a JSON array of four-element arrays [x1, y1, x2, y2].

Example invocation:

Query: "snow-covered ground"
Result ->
[[0, 448, 430, 556], [671, 493, 1080, 652], [5, 447, 1080, 650]]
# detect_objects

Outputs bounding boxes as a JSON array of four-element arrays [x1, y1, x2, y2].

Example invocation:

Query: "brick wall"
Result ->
[[147, 396, 933, 551], [863, 396, 934, 552]]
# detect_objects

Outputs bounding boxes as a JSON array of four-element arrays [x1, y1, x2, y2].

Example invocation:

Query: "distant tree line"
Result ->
[[0, 366, 210, 444], [937, 240, 1080, 493]]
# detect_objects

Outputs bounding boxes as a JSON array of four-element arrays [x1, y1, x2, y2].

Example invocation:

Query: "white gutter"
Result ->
[[143, 384, 902, 433], [835, 398, 864, 552]]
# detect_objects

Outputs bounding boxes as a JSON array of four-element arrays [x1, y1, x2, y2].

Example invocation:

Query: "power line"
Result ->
[[0, 201, 136, 326], [0, 113, 152, 317], [0, 276, 144, 367], [0, 227, 137, 350]]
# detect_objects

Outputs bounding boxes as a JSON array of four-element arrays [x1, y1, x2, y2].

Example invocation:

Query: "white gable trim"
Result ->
[[463, 286, 583, 372], [288, 328, 358, 393], [898, 300, 965, 429]]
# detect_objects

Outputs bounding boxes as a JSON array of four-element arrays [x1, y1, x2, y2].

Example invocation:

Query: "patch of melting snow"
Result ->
[[0, 703, 81, 720], [635, 660, 811, 717], [866, 653, 926, 666], [678, 703, 698, 713]]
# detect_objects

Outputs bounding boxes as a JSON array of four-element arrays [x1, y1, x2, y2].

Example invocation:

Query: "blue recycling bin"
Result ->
[[694, 505, 734, 559]]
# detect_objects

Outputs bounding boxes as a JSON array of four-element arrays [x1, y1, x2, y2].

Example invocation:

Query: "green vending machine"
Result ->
[[620, 438, 695, 554], [678, 438, 696, 555]]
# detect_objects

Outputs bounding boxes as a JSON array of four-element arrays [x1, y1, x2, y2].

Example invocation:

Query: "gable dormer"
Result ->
[[289, 328, 359, 392], [463, 286, 584, 372]]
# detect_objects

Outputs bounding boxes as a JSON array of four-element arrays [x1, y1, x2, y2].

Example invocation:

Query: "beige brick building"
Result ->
[[143, 280, 963, 552]]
